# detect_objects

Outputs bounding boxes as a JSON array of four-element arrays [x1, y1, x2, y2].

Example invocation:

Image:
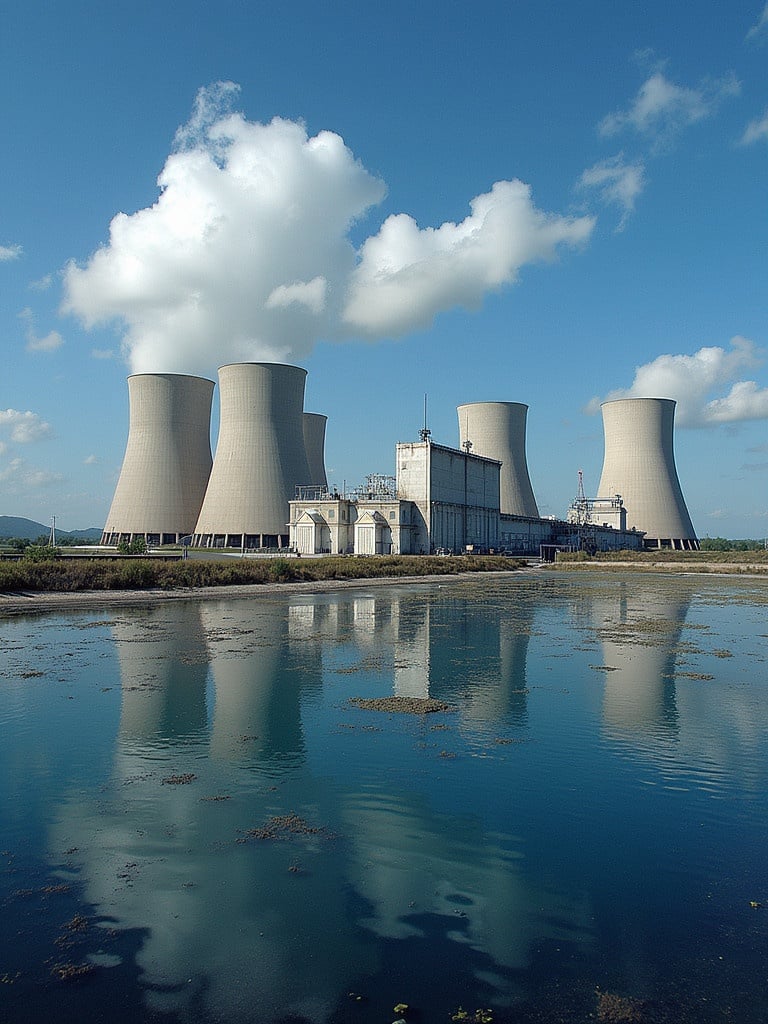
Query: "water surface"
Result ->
[[1, 573, 766, 1023]]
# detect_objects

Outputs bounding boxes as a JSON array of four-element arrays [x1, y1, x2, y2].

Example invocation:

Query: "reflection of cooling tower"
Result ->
[[303, 413, 328, 489], [457, 402, 539, 517], [194, 363, 311, 548], [597, 582, 689, 736], [200, 601, 305, 762], [114, 604, 210, 744], [101, 374, 214, 545], [597, 398, 698, 550]]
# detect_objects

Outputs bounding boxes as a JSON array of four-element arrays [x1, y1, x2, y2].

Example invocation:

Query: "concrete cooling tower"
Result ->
[[597, 398, 699, 550], [101, 373, 214, 546], [457, 402, 539, 517], [303, 412, 328, 490], [193, 362, 311, 549]]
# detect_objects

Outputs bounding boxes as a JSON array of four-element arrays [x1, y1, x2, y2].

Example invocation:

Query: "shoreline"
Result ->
[[1, 561, 766, 616], [0, 569, 525, 616]]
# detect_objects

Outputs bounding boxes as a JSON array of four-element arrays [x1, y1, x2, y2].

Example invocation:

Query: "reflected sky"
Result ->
[[1, 574, 766, 1024]]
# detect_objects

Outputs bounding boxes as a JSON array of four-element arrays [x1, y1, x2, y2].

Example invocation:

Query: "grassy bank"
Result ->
[[0, 554, 524, 594], [552, 549, 768, 573]]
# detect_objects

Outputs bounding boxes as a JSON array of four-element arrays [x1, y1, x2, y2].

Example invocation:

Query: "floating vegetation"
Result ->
[[19, 670, 44, 678], [162, 773, 197, 785], [200, 794, 231, 802], [62, 914, 88, 933], [665, 671, 715, 680], [242, 812, 333, 841], [713, 648, 733, 658], [595, 988, 645, 1022], [451, 1008, 493, 1023], [348, 696, 454, 714], [51, 961, 95, 982], [12, 883, 71, 899], [590, 664, 619, 672]]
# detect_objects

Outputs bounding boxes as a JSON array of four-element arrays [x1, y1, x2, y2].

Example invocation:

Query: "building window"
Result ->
[[389, 510, 396, 520], [328, 509, 335, 519]]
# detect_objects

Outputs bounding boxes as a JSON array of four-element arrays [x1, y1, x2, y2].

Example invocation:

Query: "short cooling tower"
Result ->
[[193, 362, 311, 549], [457, 402, 539, 517], [303, 412, 328, 490], [597, 398, 698, 550], [101, 373, 214, 546]]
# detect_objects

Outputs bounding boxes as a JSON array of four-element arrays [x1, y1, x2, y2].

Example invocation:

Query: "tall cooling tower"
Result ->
[[303, 412, 328, 490], [597, 398, 698, 550], [101, 373, 214, 546], [457, 402, 539, 517], [193, 362, 311, 549]]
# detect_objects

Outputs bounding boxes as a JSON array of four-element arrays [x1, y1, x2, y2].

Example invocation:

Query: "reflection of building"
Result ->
[[597, 398, 699, 550], [595, 582, 690, 737], [115, 603, 210, 744], [52, 598, 370, 1024], [200, 600, 310, 763], [102, 373, 214, 546]]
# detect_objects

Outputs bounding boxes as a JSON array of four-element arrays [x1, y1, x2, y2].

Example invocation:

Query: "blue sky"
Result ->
[[1, 1, 766, 537]]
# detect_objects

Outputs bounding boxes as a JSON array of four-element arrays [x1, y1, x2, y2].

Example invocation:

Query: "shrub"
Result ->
[[269, 557, 294, 582], [24, 544, 60, 562]]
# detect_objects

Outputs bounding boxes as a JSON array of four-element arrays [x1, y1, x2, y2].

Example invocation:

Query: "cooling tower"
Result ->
[[303, 412, 328, 489], [101, 373, 214, 546], [457, 402, 539, 517], [193, 362, 311, 548], [597, 398, 698, 550]]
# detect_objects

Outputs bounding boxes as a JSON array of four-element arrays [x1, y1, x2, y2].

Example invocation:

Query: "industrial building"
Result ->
[[102, 362, 696, 557], [289, 437, 644, 556], [596, 398, 699, 550], [101, 373, 214, 546]]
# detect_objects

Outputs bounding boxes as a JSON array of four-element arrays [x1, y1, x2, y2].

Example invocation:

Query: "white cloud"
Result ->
[[83, 454, 98, 465], [27, 330, 64, 353], [578, 155, 645, 229], [586, 336, 768, 426], [343, 180, 594, 336], [0, 243, 22, 261], [705, 380, 768, 423], [266, 276, 327, 314], [740, 108, 768, 145], [0, 457, 63, 488], [599, 70, 740, 146], [91, 347, 116, 359], [63, 82, 595, 375], [18, 306, 64, 353], [747, 3, 768, 40], [29, 273, 53, 291], [0, 409, 54, 443]]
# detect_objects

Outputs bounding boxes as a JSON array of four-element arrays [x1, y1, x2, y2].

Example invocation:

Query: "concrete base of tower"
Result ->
[[100, 531, 188, 546], [643, 537, 700, 551], [192, 533, 291, 550]]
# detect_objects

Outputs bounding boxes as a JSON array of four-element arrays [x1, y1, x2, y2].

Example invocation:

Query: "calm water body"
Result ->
[[1, 573, 766, 1024]]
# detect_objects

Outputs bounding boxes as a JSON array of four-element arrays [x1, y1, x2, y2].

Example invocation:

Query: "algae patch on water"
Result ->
[[348, 696, 454, 714]]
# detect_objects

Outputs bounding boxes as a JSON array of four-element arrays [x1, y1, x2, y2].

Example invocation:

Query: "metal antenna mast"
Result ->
[[419, 393, 431, 442]]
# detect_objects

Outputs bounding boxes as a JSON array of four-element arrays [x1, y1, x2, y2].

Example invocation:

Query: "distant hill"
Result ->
[[0, 516, 102, 542]]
